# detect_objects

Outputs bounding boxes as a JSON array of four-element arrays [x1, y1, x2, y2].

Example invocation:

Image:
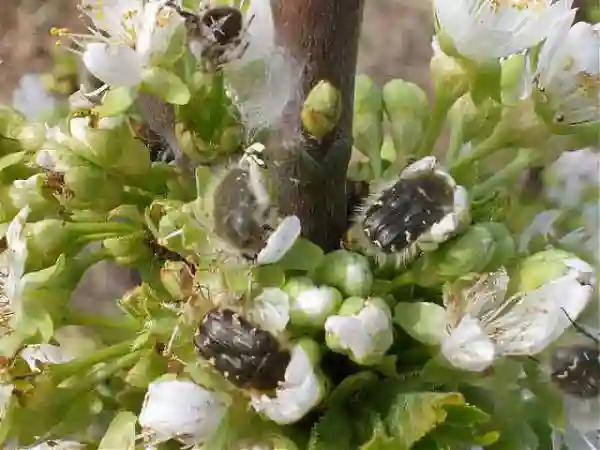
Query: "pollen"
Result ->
[[50, 27, 70, 37]]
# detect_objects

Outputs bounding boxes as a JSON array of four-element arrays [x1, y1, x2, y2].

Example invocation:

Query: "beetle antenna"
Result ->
[[561, 307, 599, 344]]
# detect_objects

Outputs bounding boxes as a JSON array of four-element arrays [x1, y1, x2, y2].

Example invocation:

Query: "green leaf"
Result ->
[[443, 404, 491, 426], [99, 411, 137, 450], [278, 238, 324, 272], [93, 86, 136, 116], [393, 302, 447, 346], [308, 405, 354, 450], [124, 350, 168, 389], [0, 151, 26, 173], [142, 67, 191, 105], [328, 371, 378, 406], [252, 265, 286, 287], [360, 417, 398, 450], [385, 392, 466, 448]]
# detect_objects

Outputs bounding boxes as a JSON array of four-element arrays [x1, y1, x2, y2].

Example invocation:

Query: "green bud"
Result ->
[[156, 201, 209, 255], [103, 234, 152, 266], [16, 122, 46, 153], [448, 94, 501, 143], [430, 39, 469, 102], [0, 106, 25, 141], [218, 124, 244, 156], [63, 165, 126, 211], [282, 276, 315, 299], [301, 80, 342, 140], [508, 248, 595, 295], [0, 186, 18, 222], [353, 75, 384, 175], [481, 222, 516, 271], [290, 285, 343, 328], [8, 174, 60, 218], [124, 350, 168, 389], [336, 296, 367, 316], [382, 79, 429, 156], [314, 250, 373, 297], [501, 53, 527, 105], [295, 337, 323, 366]]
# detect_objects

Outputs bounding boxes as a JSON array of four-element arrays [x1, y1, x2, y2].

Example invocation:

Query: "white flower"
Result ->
[[35, 125, 71, 172], [325, 297, 394, 365], [256, 216, 301, 265], [2, 207, 29, 318], [138, 379, 230, 446], [536, 21, 600, 125], [250, 340, 326, 424], [545, 149, 600, 207], [11, 74, 58, 121], [20, 344, 75, 372], [248, 287, 290, 335], [434, 0, 575, 63], [441, 257, 596, 372], [65, 0, 184, 88]]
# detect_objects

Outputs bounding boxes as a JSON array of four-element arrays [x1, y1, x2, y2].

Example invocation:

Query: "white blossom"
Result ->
[[11, 74, 58, 121], [441, 258, 596, 372], [20, 344, 75, 372], [250, 341, 326, 425], [256, 216, 301, 265], [138, 379, 230, 446], [249, 287, 290, 335], [2, 207, 30, 319], [434, 0, 575, 63], [68, 0, 184, 88], [290, 286, 342, 328], [545, 149, 600, 207], [325, 297, 394, 365], [536, 21, 600, 125]]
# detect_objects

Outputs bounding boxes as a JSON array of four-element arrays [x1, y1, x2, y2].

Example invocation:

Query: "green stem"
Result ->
[[444, 113, 465, 166], [48, 339, 137, 384], [471, 149, 540, 200], [66, 310, 140, 331], [450, 120, 512, 173], [67, 221, 139, 236], [416, 95, 454, 158]]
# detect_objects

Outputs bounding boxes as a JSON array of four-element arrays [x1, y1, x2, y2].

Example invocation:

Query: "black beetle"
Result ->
[[194, 309, 290, 391]]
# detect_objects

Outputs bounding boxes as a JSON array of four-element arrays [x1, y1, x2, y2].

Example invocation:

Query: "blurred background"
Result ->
[[0, 0, 435, 103]]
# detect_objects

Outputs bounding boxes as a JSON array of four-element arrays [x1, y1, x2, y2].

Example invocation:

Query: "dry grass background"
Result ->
[[0, 0, 435, 102]]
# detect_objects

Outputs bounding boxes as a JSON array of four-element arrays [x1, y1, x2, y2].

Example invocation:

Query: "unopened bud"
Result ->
[[314, 250, 373, 297], [301, 80, 342, 140], [353, 75, 384, 174]]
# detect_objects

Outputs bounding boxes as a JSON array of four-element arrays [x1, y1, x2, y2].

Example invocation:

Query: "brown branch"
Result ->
[[265, 0, 365, 251]]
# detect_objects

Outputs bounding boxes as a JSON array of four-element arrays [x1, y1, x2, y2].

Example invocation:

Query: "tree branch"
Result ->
[[265, 0, 364, 251]]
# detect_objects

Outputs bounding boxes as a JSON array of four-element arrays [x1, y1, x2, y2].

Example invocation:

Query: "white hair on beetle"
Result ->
[[224, 0, 304, 134]]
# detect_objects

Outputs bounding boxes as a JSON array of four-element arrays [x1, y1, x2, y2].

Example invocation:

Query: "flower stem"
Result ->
[[66, 310, 140, 331], [471, 148, 540, 200], [48, 339, 137, 384], [444, 113, 465, 166], [67, 221, 139, 236], [450, 121, 512, 173], [416, 94, 454, 158]]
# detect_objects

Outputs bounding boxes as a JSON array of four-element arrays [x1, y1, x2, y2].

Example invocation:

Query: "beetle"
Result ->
[[194, 308, 290, 391]]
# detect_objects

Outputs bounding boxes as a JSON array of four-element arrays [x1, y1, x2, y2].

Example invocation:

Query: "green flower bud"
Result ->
[[8, 174, 60, 218], [103, 234, 152, 266], [301, 80, 342, 140], [324, 296, 393, 366], [290, 285, 343, 328], [509, 248, 597, 296], [314, 250, 373, 297], [16, 122, 46, 153], [0, 186, 18, 222], [430, 38, 469, 102], [0, 106, 25, 142], [353, 75, 384, 175], [63, 165, 126, 211], [156, 200, 210, 256], [448, 94, 501, 143], [382, 79, 429, 156], [282, 276, 314, 299], [24, 219, 138, 271]]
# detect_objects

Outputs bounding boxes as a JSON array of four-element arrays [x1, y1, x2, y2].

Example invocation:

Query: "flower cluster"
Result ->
[[0, 0, 598, 448]]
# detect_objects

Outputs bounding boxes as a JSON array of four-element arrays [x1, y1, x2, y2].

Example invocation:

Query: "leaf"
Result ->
[[308, 405, 354, 450], [142, 67, 191, 105], [443, 404, 491, 426], [328, 371, 378, 406], [0, 151, 26, 172], [124, 350, 168, 389], [98, 411, 137, 450], [384, 392, 466, 448], [278, 238, 324, 272], [93, 86, 136, 116], [360, 417, 398, 450], [252, 265, 286, 287], [393, 302, 447, 346]]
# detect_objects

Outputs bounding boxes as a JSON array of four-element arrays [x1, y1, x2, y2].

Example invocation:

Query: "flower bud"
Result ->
[[289, 285, 343, 328], [509, 249, 597, 297], [314, 250, 373, 297], [353, 75, 384, 174], [0, 106, 24, 143], [324, 296, 393, 366], [248, 287, 291, 335], [448, 94, 501, 143], [103, 234, 153, 267], [20, 343, 74, 372], [138, 379, 231, 447], [430, 37, 469, 102], [16, 122, 47, 153], [382, 78, 429, 156], [250, 339, 327, 424], [282, 276, 314, 299], [63, 165, 127, 211], [8, 174, 61, 218], [301, 80, 342, 140]]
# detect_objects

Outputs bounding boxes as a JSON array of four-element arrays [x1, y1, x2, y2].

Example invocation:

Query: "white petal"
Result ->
[[136, 1, 184, 62], [4, 207, 29, 313], [545, 149, 600, 207], [256, 216, 301, 265], [11, 74, 57, 121], [20, 344, 74, 372], [249, 287, 290, 335], [291, 286, 341, 326], [441, 314, 496, 372], [24, 440, 86, 450], [139, 379, 230, 446], [80, 0, 144, 42], [83, 43, 144, 87], [492, 274, 594, 356], [0, 384, 13, 420], [250, 345, 322, 424]]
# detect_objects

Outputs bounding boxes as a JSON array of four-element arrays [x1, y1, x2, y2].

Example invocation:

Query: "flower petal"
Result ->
[[20, 344, 74, 372], [441, 314, 496, 372], [83, 43, 144, 87], [256, 216, 301, 265], [248, 287, 290, 335], [80, 0, 144, 42]]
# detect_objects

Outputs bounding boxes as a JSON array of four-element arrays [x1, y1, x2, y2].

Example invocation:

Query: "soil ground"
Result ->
[[0, 0, 435, 103]]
